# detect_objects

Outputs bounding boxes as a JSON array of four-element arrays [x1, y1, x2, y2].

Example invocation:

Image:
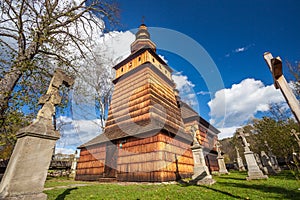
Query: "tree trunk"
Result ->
[[0, 66, 22, 119]]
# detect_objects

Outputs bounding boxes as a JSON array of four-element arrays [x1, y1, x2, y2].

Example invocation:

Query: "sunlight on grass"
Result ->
[[44, 171, 300, 200]]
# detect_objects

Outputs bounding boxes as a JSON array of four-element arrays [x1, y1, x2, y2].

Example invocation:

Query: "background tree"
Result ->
[[0, 0, 119, 158], [0, 0, 118, 121], [287, 61, 300, 99]]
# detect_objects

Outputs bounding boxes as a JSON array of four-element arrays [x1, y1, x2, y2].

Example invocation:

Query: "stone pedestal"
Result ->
[[191, 144, 215, 185], [244, 150, 268, 180], [0, 123, 59, 200], [217, 155, 229, 175]]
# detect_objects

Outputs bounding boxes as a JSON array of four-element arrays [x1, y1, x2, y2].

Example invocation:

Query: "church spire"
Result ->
[[130, 24, 156, 53]]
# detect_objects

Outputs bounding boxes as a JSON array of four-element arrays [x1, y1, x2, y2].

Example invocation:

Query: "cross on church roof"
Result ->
[[141, 16, 145, 24]]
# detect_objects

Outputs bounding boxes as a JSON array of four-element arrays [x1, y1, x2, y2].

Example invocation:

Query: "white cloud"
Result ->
[[197, 91, 211, 95], [172, 72, 198, 108], [208, 78, 285, 135], [172, 72, 195, 91], [218, 126, 241, 139], [56, 116, 103, 152], [55, 147, 77, 155], [234, 47, 245, 53], [225, 44, 255, 57], [159, 55, 168, 63]]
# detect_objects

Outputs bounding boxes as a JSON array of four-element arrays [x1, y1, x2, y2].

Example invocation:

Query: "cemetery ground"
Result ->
[[44, 170, 300, 200]]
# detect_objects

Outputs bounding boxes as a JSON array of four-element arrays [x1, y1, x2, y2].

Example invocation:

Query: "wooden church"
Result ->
[[75, 24, 220, 182]]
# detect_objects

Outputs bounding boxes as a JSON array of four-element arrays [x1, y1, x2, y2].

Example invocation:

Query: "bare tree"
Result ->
[[0, 0, 118, 121], [72, 45, 115, 131]]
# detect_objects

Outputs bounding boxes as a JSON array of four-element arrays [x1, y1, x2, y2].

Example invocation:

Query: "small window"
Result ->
[[121, 67, 123, 72], [138, 57, 141, 62], [152, 58, 155, 63], [159, 65, 162, 69], [129, 62, 132, 68]]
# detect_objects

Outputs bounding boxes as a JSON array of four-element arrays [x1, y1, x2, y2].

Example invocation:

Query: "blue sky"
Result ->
[[114, 0, 299, 131], [55, 0, 300, 153]]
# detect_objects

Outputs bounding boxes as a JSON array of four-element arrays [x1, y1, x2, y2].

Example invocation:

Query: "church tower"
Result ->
[[76, 24, 194, 182]]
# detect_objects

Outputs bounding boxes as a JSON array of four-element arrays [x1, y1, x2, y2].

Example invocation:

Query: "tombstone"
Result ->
[[264, 141, 281, 172], [260, 151, 276, 175], [215, 141, 229, 174], [254, 153, 266, 173], [235, 146, 246, 171], [237, 128, 268, 180], [0, 69, 74, 200], [190, 125, 215, 185], [69, 151, 78, 179]]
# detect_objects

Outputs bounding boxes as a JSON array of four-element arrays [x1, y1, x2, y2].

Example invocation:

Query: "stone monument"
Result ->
[[237, 128, 268, 180], [0, 69, 74, 200], [69, 151, 78, 179], [254, 153, 265, 173], [235, 146, 246, 171], [216, 141, 229, 174], [264, 141, 281, 172], [260, 151, 276, 175], [190, 125, 215, 185]]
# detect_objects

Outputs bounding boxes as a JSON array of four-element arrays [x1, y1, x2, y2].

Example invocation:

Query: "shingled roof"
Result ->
[[179, 100, 220, 134]]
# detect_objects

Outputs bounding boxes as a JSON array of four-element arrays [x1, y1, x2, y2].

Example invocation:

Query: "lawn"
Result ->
[[44, 171, 300, 200]]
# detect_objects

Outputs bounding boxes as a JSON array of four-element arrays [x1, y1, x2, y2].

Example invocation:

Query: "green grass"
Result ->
[[45, 176, 93, 188], [44, 171, 300, 200]]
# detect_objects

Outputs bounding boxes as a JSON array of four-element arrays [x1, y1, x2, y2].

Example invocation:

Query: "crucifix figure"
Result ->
[[18, 69, 74, 138], [237, 128, 250, 152], [215, 141, 222, 157], [191, 124, 200, 146]]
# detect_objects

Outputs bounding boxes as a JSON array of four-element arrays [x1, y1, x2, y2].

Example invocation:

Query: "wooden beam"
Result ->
[[264, 52, 300, 125]]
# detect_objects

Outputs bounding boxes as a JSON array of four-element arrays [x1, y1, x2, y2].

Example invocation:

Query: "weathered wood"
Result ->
[[264, 52, 300, 124]]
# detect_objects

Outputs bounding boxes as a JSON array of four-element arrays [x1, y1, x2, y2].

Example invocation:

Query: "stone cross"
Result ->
[[0, 69, 74, 200], [237, 128, 268, 180], [237, 128, 250, 151], [264, 141, 272, 152], [215, 141, 229, 175], [235, 146, 245, 171], [215, 141, 222, 157], [290, 129, 300, 148], [190, 124, 215, 185]]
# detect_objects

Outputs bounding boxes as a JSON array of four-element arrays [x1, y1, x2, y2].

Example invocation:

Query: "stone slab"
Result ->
[[0, 135, 56, 199]]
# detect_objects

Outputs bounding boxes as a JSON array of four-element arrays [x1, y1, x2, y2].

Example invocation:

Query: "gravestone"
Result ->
[[216, 141, 229, 174], [254, 153, 266, 173], [190, 125, 215, 185], [0, 69, 74, 200], [260, 151, 276, 175], [69, 151, 78, 179], [264, 141, 281, 172], [235, 146, 246, 171], [237, 128, 268, 180]]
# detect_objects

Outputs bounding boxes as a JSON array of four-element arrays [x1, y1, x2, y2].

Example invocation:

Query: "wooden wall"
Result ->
[[116, 132, 193, 182], [75, 144, 106, 181]]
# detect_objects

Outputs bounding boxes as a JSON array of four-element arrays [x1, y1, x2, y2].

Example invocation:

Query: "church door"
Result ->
[[104, 143, 118, 178]]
